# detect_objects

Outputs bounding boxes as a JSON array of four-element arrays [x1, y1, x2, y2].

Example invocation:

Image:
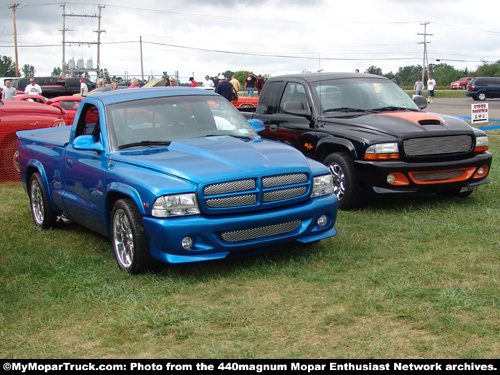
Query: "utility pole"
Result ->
[[9, 3, 20, 77], [61, 3, 67, 74], [418, 21, 433, 84], [95, 4, 105, 74], [61, 4, 105, 77]]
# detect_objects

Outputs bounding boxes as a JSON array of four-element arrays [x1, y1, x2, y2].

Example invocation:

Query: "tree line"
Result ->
[[1, 54, 499, 88]]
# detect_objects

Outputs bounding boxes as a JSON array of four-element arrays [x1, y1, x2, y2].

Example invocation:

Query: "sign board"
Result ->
[[471, 103, 489, 124]]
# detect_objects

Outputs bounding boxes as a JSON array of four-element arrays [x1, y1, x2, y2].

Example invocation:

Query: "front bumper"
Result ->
[[142, 193, 338, 263], [355, 152, 492, 194]]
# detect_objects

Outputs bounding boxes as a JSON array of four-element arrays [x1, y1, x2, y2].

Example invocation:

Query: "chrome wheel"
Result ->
[[112, 208, 134, 269], [110, 198, 154, 273], [30, 178, 45, 226], [29, 173, 56, 229], [323, 152, 358, 210], [328, 162, 345, 202]]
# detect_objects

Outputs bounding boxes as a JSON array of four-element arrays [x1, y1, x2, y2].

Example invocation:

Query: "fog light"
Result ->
[[477, 167, 485, 176], [387, 174, 396, 185], [181, 236, 194, 250], [317, 215, 328, 228]]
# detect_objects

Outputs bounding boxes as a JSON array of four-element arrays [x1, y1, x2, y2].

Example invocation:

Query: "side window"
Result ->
[[75, 104, 100, 140], [279, 82, 308, 113], [256, 81, 282, 114]]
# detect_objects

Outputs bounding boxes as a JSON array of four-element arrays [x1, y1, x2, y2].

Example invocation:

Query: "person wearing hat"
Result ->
[[215, 74, 233, 102], [202, 75, 214, 88], [80, 78, 88, 96]]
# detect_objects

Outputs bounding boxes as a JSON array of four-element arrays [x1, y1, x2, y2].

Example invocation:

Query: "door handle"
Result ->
[[270, 124, 278, 131], [66, 159, 73, 168]]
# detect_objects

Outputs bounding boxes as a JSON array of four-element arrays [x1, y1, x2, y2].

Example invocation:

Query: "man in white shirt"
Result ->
[[202, 75, 214, 88], [80, 79, 88, 96], [427, 76, 436, 103], [24, 78, 42, 95]]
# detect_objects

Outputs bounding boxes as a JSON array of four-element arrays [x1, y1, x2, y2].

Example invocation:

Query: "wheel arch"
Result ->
[[315, 137, 357, 164], [105, 183, 145, 237]]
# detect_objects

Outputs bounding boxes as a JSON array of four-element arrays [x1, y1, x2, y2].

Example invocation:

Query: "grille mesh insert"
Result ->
[[403, 135, 473, 157], [221, 220, 301, 242]]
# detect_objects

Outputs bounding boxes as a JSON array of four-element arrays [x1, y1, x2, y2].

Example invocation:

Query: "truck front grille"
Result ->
[[403, 135, 473, 157], [202, 173, 310, 212]]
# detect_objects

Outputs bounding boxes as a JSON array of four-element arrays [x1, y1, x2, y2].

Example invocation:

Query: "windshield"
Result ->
[[312, 78, 419, 115], [106, 95, 258, 150]]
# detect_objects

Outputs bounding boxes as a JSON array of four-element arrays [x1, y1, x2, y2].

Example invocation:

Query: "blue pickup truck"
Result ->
[[17, 87, 338, 273]]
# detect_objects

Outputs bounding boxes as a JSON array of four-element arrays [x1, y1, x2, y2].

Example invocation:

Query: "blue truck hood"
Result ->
[[110, 136, 314, 183]]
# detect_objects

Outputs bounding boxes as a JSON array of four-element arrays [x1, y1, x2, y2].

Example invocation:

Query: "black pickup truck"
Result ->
[[241, 73, 492, 209], [16, 76, 94, 98]]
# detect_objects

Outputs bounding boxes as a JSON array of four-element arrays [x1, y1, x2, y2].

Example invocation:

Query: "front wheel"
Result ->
[[323, 152, 358, 210], [29, 173, 57, 229], [111, 198, 156, 274]]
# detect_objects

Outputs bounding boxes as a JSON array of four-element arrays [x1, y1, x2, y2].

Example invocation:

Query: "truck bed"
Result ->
[[17, 125, 72, 148]]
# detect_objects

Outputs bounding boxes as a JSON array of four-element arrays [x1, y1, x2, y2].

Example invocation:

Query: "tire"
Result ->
[[478, 92, 487, 101], [323, 152, 358, 210], [29, 173, 57, 229], [111, 198, 155, 274]]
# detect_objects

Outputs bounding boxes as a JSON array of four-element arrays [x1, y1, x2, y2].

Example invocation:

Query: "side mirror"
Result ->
[[73, 134, 104, 152], [283, 100, 311, 117], [413, 95, 428, 110], [248, 119, 265, 133]]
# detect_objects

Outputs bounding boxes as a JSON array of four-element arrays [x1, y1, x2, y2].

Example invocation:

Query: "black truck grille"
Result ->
[[403, 135, 473, 157], [202, 173, 309, 212]]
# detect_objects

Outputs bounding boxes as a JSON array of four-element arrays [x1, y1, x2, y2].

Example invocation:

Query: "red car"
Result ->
[[14, 94, 49, 104], [450, 77, 474, 90], [46, 96, 83, 125], [0, 100, 67, 182]]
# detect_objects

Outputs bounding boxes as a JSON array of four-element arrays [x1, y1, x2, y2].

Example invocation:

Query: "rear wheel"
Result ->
[[323, 152, 358, 210], [478, 92, 487, 101], [111, 198, 156, 274], [29, 173, 57, 229]]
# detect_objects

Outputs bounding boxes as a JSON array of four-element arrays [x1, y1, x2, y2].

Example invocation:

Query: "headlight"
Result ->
[[311, 174, 334, 197], [152, 193, 200, 217], [364, 143, 400, 160], [475, 136, 489, 152]]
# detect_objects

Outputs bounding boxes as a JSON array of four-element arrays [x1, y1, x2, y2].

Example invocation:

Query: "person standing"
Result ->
[[129, 78, 140, 89], [80, 79, 89, 96], [24, 78, 42, 95], [256, 74, 265, 95], [2, 80, 17, 100], [215, 74, 233, 101], [427, 75, 436, 103], [414, 78, 424, 96], [230, 75, 240, 92], [202, 75, 214, 88], [189, 77, 198, 87], [245, 71, 257, 97]]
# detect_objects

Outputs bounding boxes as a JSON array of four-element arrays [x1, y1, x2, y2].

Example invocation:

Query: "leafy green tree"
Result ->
[[52, 67, 62, 76], [21, 64, 35, 77], [0, 55, 17, 76], [474, 60, 500, 77]]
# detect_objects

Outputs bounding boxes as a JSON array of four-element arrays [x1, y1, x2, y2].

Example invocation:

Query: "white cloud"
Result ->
[[1, 0, 499, 82]]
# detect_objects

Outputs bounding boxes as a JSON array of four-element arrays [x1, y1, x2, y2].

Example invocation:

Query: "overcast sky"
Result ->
[[1, 0, 499, 83]]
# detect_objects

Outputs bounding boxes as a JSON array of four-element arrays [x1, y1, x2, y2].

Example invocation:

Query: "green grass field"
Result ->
[[1, 132, 499, 359]]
